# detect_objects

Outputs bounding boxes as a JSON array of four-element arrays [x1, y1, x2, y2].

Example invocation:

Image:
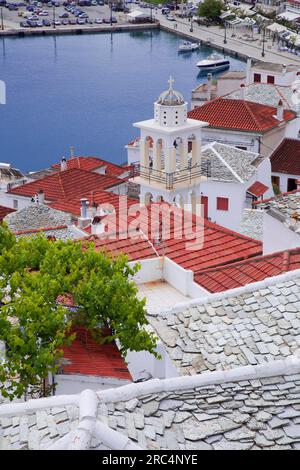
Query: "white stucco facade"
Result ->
[[263, 212, 300, 254]]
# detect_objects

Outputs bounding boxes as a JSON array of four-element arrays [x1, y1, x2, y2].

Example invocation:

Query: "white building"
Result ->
[[130, 76, 208, 212], [127, 78, 273, 231], [258, 190, 300, 254]]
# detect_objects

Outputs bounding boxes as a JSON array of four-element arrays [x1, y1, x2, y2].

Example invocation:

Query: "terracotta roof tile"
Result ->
[[52, 156, 128, 177], [7, 168, 123, 202], [247, 181, 269, 197], [0, 205, 15, 221], [61, 326, 132, 380], [270, 138, 300, 175], [195, 247, 300, 293], [87, 203, 262, 271], [49, 190, 137, 217], [188, 98, 295, 132]]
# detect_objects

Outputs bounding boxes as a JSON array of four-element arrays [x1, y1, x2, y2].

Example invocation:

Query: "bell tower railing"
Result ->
[[129, 161, 211, 190]]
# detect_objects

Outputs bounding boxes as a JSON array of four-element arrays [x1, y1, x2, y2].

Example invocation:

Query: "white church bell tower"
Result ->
[[131, 77, 208, 210]]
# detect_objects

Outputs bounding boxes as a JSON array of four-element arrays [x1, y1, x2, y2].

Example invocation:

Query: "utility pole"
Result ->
[[53, 5, 56, 29], [190, 17, 193, 32], [110, 1, 113, 26], [1, 8, 3, 31], [224, 21, 227, 44]]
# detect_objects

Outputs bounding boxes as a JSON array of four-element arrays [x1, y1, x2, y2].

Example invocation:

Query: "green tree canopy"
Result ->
[[198, 0, 224, 20], [0, 223, 158, 400]]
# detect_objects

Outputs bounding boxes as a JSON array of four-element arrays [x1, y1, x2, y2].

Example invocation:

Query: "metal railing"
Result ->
[[129, 161, 211, 190]]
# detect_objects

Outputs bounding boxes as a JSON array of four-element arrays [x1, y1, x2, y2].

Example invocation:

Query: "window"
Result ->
[[253, 73, 261, 83], [236, 146, 247, 151], [217, 197, 229, 211], [272, 175, 280, 192], [288, 178, 297, 192], [13, 200, 18, 209], [267, 75, 275, 84]]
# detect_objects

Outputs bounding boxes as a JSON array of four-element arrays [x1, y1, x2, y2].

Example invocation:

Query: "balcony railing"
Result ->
[[129, 161, 211, 190]]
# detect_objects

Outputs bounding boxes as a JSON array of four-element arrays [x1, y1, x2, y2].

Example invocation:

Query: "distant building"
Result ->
[[270, 138, 300, 192], [257, 189, 300, 254]]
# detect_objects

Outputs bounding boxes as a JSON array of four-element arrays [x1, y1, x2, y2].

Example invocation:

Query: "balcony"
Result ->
[[129, 161, 211, 190]]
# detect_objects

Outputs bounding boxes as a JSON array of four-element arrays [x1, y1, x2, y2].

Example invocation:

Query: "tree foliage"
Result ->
[[0, 223, 158, 400], [198, 0, 224, 20]]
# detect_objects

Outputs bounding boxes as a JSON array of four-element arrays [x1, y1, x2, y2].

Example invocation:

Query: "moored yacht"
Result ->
[[178, 41, 200, 52], [196, 53, 230, 72]]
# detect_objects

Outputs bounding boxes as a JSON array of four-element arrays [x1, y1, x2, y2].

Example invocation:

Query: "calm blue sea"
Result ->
[[0, 30, 245, 172]]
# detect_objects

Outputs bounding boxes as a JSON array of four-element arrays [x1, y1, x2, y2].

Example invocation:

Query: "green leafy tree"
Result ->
[[0, 224, 159, 400], [198, 0, 224, 20]]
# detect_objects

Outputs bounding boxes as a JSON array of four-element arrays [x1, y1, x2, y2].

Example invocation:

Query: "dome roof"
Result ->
[[157, 76, 184, 106]]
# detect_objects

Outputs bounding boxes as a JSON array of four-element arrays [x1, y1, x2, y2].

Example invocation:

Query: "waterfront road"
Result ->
[[153, 9, 300, 65]]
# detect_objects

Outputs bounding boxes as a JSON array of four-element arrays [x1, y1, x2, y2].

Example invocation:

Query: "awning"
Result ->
[[247, 181, 269, 198], [277, 11, 300, 21], [127, 10, 149, 19], [267, 22, 287, 34]]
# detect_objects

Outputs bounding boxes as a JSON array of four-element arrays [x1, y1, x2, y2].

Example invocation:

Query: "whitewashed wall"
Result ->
[[263, 212, 300, 255]]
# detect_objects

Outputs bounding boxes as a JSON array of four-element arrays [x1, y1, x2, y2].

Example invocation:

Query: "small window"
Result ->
[[254, 73, 261, 83], [236, 146, 247, 151], [217, 197, 229, 211], [267, 75, 275, 84], [13, 199, 18, 209]]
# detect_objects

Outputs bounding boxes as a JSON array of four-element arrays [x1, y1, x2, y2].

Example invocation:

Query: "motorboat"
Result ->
[[196, 53, 230, 73], [178, 41, 200, 52]]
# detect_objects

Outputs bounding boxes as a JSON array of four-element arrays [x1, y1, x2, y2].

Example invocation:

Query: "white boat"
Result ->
[[196, 53, 230, 73], [178, 41, 199, 52]]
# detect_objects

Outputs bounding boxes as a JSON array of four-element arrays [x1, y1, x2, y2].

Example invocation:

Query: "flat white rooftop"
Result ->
[[137, 281, 191, 315]]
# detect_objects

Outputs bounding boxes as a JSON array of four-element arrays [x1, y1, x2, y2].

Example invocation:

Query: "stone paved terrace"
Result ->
[[137, 281, 191, 315], [147, 271, 300, 376], [1, 358, 300, 450]]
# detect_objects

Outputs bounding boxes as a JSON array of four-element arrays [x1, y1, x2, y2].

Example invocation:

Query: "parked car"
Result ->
[[76, 17, 85, 24], [43, 18, 51, 25], [94, 17, 102, 23], [62, 18, 69, 24], [20, 20, 29, 27], [53, 19, 61, 25], [69, 18, 76, 24], [36, 20, 43, 26], [59, 12, 68, 17]]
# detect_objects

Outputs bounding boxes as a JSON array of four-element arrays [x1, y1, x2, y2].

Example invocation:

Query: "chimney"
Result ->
[[277, 99, 284, 121], [78, 198, 92, 228], [207, 73, 212, 102], [91, 214, 106, 235], [61, 156, 67, 171], [246, 57, 251, 86], [240, 83, 246, 100], [70, 146, 75, 159], [283, 64, 287, 74], [37, 189, 45, 205]]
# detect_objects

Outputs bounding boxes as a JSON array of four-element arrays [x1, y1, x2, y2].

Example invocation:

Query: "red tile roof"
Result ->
[[7, 168, 123, 202], [52, 156, 128, 178], [88, 203, 262, 271], [49, 190, 136, 217], [194, 247, 300, 293], [247, 181, 269, 197], [270, 138, 300, 175], [188, 99, 295, 132], [61, 326, 132, 380], [91, 232, 158, 261], [0, 205, 15, 221]]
